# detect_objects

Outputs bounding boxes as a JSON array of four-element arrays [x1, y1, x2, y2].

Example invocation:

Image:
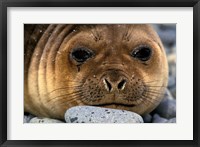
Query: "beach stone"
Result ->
[[29, 117, 64, 123], [152, 114, 176, 123], [168, 76, 176, 88], [166, 118, 176, 123], [152, 114, 168, 123], [169, 87, 176, 99], [154, 94, 176, 119], [168, 63, 176, 77], [24, 113, 35, 123], [65, 106, 143, 123], [142, 114, 152, 123], [153, 24, 176, 47], [157, 26, 176, 47], [163, 89, 174, 100]]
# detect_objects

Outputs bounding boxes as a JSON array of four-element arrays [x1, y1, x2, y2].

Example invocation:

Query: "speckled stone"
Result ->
[[29, 117, 64, 123], [65, 106, 144, 123]]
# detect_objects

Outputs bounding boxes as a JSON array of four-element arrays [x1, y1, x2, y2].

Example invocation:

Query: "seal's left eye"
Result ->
[[131, 46, 152, 61], [71, 48, 93, 62]]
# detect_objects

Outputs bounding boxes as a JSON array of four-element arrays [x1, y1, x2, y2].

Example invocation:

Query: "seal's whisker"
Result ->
[[55, 96, 83, 106], [146, 90, 165, 95], [142, 94, 163, 104], [143, 95, 161, 101], [146, 85, 166, 88], [140, 74, 167, 80], [134, 97, 144, 105], [143, 98, 156, 105], [147, 88, 166, 92], [144, 80, 164, 84], [47, 85, 82, 95], [46, 91, 83, 103], [146, 86, 166, 90], [49, 90, 82, 98], [80, 95, 102, 103], [144, 93, 163, 99], [138, 97, 150, 106], [141, 96, 160, 105]]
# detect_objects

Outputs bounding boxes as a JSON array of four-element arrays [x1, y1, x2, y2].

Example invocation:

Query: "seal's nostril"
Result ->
[[118, 79, 126, 90], [103, 79, 112, 92]]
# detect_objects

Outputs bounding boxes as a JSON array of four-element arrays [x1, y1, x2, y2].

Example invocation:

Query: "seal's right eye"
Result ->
[[71, 48, 93, 62]]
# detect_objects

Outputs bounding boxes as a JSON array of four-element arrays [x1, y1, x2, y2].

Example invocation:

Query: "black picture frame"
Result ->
[[0, 0, 199, 146]]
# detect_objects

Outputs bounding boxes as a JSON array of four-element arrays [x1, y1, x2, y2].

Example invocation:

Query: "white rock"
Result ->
[[29, 117, 64, 123], [65, 106, 143, 123]]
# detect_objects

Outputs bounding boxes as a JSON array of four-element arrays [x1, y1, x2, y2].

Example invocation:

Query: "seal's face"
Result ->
[[25, 24, 168, 119]]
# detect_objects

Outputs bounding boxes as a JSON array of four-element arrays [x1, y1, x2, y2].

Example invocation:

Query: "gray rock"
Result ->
[[24, 114, 35, 123], [166, 118, 176, 123], [168, 76, 176, 88], [155, 91, 176, 119], [171, 45, 176, 54], [152, 114, 168, 123], [158, 30, 176, 47], [29, 117, 64, 123], [65, 106, 143, 123], [169, 87, 176, 99], [142, 114, 152, 123], [153, 24, 176, 47], [152, 114, 176, 123], [163, 89, 174, 100], [164, 46, 172, 55]]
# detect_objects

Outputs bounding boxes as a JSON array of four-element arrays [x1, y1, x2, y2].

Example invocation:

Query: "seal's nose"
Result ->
[[103, 78, 126, 92]]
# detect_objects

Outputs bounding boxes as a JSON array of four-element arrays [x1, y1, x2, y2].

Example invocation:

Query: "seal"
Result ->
[[24, 24, 168, 120]]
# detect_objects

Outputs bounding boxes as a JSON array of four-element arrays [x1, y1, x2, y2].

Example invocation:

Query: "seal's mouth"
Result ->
[[93, 103, 136, 108]]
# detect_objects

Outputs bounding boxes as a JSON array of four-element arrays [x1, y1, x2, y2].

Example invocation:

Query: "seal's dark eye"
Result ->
[[71, 48, 93, 62], [131, 46, 152, 61]]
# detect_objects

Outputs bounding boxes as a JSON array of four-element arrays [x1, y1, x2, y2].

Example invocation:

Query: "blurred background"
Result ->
[[153, 24, 176, 99]]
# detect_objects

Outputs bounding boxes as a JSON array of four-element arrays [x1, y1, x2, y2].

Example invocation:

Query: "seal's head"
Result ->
[[24, 24, 168, 119]]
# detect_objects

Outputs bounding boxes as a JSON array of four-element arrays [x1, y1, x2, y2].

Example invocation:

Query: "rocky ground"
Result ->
[[24, 24, 176, 123]]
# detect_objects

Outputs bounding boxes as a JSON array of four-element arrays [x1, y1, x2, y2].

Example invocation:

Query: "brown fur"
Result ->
[[24, 24, 168, 120]]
